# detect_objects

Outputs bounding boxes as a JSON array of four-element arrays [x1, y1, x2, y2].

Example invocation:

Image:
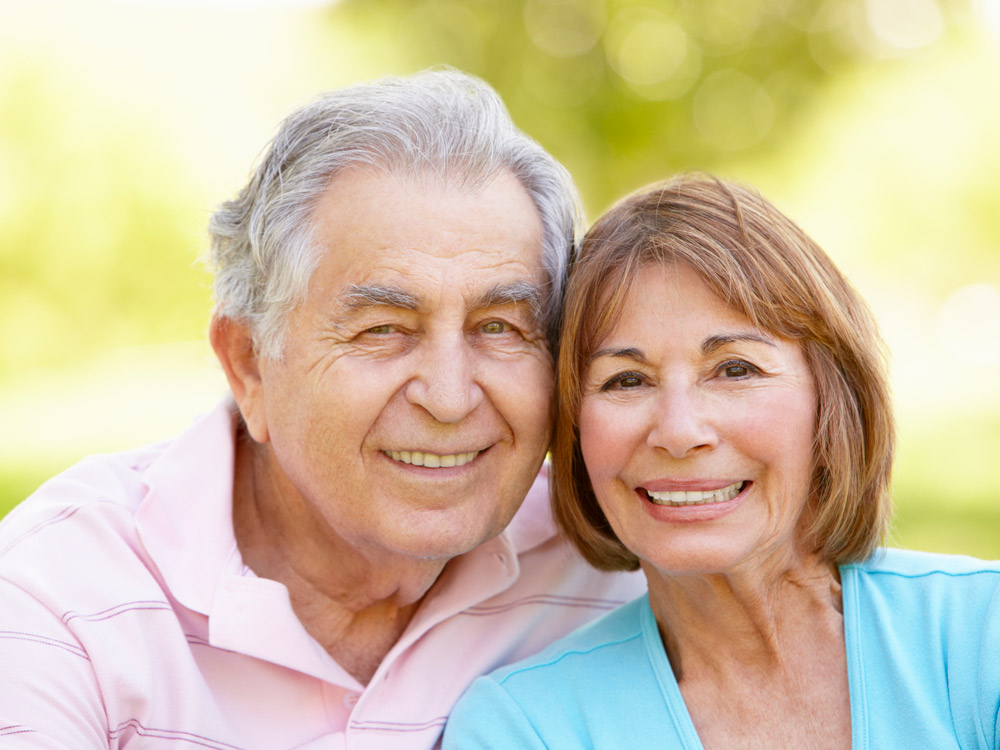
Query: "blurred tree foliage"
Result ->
[[1, 0, 998, 555], [328, 0, 968, 215], [0, 0, 976, 380], [0, 66, 211, 380]]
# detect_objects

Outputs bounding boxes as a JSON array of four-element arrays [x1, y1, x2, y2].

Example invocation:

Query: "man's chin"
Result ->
[[384, 515, 511, 564]]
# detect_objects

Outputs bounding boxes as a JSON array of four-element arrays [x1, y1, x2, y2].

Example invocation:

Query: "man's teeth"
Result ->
[[646, 481, 744, 506], [384, 450, 479, 468]]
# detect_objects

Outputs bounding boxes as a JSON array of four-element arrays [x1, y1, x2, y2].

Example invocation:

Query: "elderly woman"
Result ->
[[443, 176, 1000, 749]]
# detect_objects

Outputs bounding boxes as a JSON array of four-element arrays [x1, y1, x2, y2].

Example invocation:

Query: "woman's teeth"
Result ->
[[646, 481, 744, 506], [384, 450, 479, 468]]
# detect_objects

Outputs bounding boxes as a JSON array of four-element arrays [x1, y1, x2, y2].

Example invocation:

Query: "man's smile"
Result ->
[[382, 449, 482, 468]]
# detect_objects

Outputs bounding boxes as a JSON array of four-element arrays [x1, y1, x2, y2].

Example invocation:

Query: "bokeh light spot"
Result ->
[[692, 69, 775, 150], [935, 283, 1000, 366], [524, 0, 606, 58], [522, 47, 605, 108], [806, 0, 860, 73], [976, 0, 1000, 38], [605, 7, 701, 101], [688, 4, 759, 55], [866, 0, 943, 51], [401, 1, 487, 71]]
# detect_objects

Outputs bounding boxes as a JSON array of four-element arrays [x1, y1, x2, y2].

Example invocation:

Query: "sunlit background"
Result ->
[[1, 0, 998, 556]]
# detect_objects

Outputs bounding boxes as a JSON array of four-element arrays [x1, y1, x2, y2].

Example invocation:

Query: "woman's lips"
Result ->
[[640, 480, 747, 507]]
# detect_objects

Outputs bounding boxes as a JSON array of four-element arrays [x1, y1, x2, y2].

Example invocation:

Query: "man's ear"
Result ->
[[209, 314, 269, 444]]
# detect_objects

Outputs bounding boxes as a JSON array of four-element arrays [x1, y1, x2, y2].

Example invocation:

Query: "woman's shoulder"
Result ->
[[444, 594, 674, 749], [844, 547, 1000, 582], [841, 551, 1000, 746], [485, 593, 651, 687], [841, 547, 1000, 675], [842, 547, 1000, 618]]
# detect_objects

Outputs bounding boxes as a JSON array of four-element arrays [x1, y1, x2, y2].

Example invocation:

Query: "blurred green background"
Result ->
[[1, 0, 998, 556]]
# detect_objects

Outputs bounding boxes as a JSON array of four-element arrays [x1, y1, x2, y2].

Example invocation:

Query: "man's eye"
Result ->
[[481, 320, 508, 334], [366, 324, 395, 335]]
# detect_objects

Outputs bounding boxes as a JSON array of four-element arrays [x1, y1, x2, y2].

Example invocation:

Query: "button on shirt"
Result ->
[[0, 400, 645, 749]]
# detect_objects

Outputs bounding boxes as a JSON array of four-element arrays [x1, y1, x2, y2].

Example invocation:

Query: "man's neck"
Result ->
[[231, 433, 448, 685]]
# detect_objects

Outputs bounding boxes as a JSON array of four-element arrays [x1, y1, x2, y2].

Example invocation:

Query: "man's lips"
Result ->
[[639, 480, 747, 507], [382, 449, 482, 468]]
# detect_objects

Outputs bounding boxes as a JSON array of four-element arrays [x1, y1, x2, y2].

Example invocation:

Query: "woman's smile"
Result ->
[[579, 262, 817, 578], [640, 480, 746, 506]]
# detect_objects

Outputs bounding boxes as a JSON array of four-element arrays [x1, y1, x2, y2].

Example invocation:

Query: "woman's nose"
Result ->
[[645, 384, 718, 459]]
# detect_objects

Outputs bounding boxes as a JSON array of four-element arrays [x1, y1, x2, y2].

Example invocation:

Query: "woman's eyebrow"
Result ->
[[701, 332, 776, 354], [587, 346, 647, 365]]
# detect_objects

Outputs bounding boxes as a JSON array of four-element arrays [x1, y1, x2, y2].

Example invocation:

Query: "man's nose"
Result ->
[[403, 333, 485, 423], [645, 384, 718, 459]]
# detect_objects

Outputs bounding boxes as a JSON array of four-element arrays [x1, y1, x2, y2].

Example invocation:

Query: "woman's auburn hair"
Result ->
[[552, 175, 895, 572]]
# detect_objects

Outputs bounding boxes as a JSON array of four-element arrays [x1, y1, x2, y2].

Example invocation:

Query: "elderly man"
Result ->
[[0, 71, 643, 748]]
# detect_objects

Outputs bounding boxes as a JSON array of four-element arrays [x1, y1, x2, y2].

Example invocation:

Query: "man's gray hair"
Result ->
[[207, 68, 582, 359]]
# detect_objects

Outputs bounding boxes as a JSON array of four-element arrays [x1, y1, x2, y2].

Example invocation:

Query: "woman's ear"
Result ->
[[209, 314, 270, 443]]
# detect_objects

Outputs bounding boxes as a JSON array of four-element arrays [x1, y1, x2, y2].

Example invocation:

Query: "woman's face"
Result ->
[[578, 263, 818, 579]]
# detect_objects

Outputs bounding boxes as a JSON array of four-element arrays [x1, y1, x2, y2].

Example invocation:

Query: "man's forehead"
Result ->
[[303, 166, 549, 319]]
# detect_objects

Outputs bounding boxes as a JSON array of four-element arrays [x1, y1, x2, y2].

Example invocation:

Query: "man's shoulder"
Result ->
[[0, 400, 235, 580], [0, 443, 179, 664], [0, 446, 162, 558]]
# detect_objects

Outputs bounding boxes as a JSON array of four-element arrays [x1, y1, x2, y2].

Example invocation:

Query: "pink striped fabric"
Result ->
[[0, 400, 645, 749]]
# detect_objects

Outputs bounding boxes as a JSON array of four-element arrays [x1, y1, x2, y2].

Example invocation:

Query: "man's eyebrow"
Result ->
[[475, 281, 544, 317], [341, 284, 420, 311], [587, 347, 647, 365], [701, 332, 777, 354]]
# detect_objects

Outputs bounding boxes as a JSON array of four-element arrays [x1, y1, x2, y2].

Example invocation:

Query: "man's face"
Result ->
[[249, 168, 554, 564]]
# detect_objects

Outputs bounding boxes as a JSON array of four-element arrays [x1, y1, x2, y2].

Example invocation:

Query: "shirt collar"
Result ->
[[499, 461, 558, 555], [135, 398, 243, 616], [134, 399, 559, 674]]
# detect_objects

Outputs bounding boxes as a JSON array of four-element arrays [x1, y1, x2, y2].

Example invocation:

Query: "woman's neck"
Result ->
[[643, 548, 843, 681], [643, 549, 852, 750]]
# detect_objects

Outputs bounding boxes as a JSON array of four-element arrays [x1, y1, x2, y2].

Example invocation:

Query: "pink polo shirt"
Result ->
[[0, 400, 644, 749]]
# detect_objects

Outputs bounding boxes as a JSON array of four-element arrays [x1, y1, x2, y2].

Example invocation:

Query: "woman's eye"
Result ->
[[481, 320, 508, 334], [602, 371, 645, 390], [721, 361, 754, 378]]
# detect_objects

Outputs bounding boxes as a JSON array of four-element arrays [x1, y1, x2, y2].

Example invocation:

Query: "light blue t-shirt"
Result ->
[[443, 549, 1000, 749]]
